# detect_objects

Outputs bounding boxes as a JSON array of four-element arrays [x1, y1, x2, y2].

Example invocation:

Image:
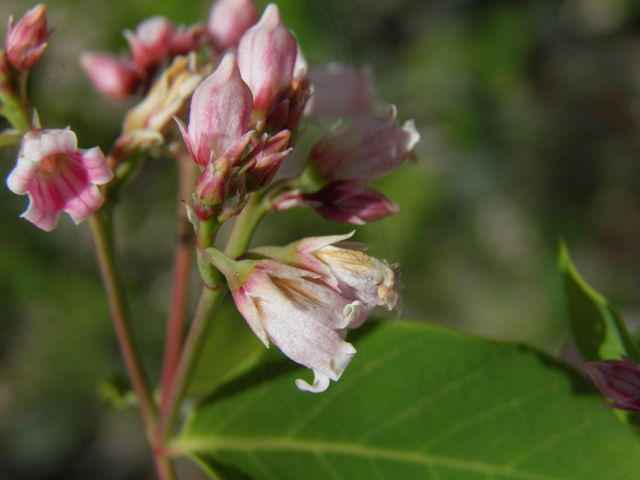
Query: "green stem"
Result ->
[[0, 84, 31, 134], [89, 207, 173, 477], [223, 192, 271, 258], [155, 192, 271, 443]]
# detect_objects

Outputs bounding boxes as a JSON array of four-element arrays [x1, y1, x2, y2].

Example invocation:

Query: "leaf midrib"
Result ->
[[174, 435, 573, 480]]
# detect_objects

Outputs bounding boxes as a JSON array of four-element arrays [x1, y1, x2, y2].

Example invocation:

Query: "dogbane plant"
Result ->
[[2, 2, 413, 479]]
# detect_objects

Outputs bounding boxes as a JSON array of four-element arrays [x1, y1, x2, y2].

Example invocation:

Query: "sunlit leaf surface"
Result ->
[[177, 321, 640, 480]]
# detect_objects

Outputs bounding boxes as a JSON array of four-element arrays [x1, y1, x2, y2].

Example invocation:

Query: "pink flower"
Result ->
[[6, 129, 113, 231], [237, 3, 297, 113], [79, 52, 140, 101], [124, 16, 176, 75], [585, 356, 640, 411], [4, 4, 52, 70], [203, 247, 372, 392], [208, 0, 259, 51], [309, 108, 420, 183], [176, 52, 253, 167], [248, 231, 403, 324]]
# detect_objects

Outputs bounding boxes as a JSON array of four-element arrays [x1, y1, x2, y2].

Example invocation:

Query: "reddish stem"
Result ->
[[159, 154, 198, 407]]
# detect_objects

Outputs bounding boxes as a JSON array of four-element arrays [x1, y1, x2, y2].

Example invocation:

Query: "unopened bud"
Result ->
[[124, 16, 176, 74], [237, 3, 297, 113], [585, 356, 640, 411], [80, 51, 140, 101], [208, 0, 258, 51], [4, 4, 51, 70]]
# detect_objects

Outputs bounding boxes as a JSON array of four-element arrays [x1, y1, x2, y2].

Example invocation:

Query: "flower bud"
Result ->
[[195, 155, 231, 206], [175, 52, 253, 166], [305, 182, 402, 225], [4, 4, 51, 70], [243, 130, 292, 191], [309, 108, 420, 183], [124, 16, 176, 74], [80, 52, 140, 101], [237, 3, 297, 113], [207, 0, 259, 51], [585, 356, 640, 411]]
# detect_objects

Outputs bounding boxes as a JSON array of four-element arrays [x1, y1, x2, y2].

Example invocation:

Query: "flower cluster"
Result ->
[[3, 0, 415, 392]]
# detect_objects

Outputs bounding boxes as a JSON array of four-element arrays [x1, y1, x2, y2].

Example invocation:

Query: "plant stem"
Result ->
[[90, 207, 176, 479], [159, 156, 198, 408], [156, 193, 271, 443]]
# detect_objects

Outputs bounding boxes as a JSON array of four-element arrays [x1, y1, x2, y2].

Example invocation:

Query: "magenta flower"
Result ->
[[79, 52, 140, 101], [585, 356, 640, 411], [309, 109, 420, 184], [203, 248, 373, 393], [6, 129, 113, 231], [176, 52, 253, 167], [4, 4, 52, 70], [208, 0, 258, 51], [237, 3, 297, 114]]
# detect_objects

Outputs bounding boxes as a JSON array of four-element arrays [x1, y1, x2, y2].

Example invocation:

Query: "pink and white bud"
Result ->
[[175, 52, 253, 167], [6, 129, 113, 231], [124, 16, 176, 74], [207, 0, 259, 51], [309, 109, 420, 183], [305, 63, 375, 118], [80, 51, 140, 101], [195, 155, 232, 207], [249, 231, 403, 323], [237, 3, 297, 113], [585, 356, 640, 411], [203, 248, 370, 392], [4, 4, 51, 70]]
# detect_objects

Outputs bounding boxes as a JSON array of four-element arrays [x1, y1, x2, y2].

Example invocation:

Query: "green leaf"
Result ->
[[175, 321, 640, 480], [189, 301, 266, 397], [559, 241, 640, 363]]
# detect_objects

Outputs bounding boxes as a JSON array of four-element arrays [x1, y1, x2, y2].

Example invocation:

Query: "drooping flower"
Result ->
[[4, 4, 51, 70], [247, 231, 403, 324], [203, 247, 372, 393], [308, 107, 420, 184], [175, 52, 253, 167], [207, 0, 258, 51], [6, 129, 113, 231], [585, 356, 640, 411], [237, 3, 297, 114]]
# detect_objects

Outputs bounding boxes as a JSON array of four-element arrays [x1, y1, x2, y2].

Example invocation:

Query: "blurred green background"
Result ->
[[3, 0, 640, 478]]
